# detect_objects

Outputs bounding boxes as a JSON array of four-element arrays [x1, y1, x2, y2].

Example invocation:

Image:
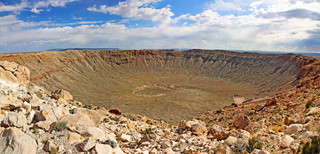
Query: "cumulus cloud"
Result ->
[[87, 0, 174, 25], [207, 0, 254, 12], [0, 2, 27, 12], [31, 0, 78, 13]]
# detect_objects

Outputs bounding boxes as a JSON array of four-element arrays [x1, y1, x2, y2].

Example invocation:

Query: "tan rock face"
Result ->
[[60, 113, 95, 130], [14, 66, 30, 86], [0, 67, 18, 84], [0, 127, 37, 154], [51, 89, 73, 102], [0, 61, 30, 86], [0, 95, 22, 110], [94, 143, 112, 154], [1, 112, 27, 130], [74, 108, 102, 126]]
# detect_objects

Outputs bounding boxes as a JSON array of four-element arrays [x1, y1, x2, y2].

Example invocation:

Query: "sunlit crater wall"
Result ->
[[0, 49, 303, 123]]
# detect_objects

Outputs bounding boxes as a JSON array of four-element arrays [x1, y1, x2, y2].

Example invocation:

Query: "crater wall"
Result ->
[[0, 49, 307, 123]]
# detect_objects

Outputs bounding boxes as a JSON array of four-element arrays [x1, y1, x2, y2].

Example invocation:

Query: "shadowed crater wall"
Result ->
[[0, 49, 304, 124]]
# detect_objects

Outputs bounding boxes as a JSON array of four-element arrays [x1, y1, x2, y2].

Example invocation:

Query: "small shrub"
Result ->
[[145, 128, 152, 134], [50, 147, 58, 154], [69, 109, 75, 114], [103, 118, 109, 123], [233, 142, 246, 153], [120, 121, 126, 124], [32, 127, 39, 134], [54, 121, 67, 132], [124, 114, 137, 121], [271, 108, 281, 114], [246, 137, 263, 153], [302, 136, 320, 154], [109, 116, 119, 122]]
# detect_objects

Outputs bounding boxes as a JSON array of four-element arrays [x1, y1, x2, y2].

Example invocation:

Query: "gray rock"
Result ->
[[225, 136, 238, 145], [74, 108, 102, 126], [76, 126, 106, 140], [27, 110, 36, 124], [61, 114, 95, 130], [44, 140, 56, 152], [119, 134, 131, 142], [0, 127, 37, 154], [94, 143, 112, 154], [281, 135, 294, 148], [1, 112, 27, 130], [285, 124, 303, 134], [80, 138, 96, 152]]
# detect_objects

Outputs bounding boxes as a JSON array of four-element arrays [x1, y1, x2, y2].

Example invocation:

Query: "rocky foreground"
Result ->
[[0, 59, 320, 154]]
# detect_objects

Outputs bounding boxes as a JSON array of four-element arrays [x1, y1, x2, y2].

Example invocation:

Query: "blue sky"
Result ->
[[0, 0, 319, 53]]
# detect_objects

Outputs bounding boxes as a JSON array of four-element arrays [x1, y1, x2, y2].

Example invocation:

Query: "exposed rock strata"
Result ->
[[0, 57, 319, 153], [0, 49, 310, 124]]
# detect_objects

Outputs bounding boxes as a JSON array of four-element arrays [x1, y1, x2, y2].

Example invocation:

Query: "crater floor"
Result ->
[[0, 49, 301, 124]]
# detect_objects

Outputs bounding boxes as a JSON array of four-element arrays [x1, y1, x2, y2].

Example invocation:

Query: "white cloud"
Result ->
[[87, 0, 174, 25], [31, 0, 78, 13], [30, 8, 42, 14], [1, 0, 320, 53], [207, 0, 252, 12], [0, 2, 27, 12], [34, 0, 77, 8]]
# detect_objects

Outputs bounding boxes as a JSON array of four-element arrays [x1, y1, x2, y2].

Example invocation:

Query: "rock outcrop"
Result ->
[[0, 127, 37, 154]]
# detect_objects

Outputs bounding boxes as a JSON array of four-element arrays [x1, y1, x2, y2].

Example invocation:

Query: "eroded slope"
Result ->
[[0, 49, 304, 123]]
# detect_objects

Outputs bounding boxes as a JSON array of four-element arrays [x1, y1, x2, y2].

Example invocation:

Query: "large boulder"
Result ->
[[178, 119, 207, 136], [51, 89, 73, 102], [94, 143, 112, 154], [225, 136, 238, 145], [34, 106, 57, 123], [0, 61, 30, 86], [74, 108, 102, 126], [60, 113, 95, 130], [0, 95, 23, 110], [1, 112, 28, 130], [281, 135, 294, 148], [0, 65, 19, 84], [234, 114, 250, 129], [285, 124, 303, 134], [208, 125, 229, 140], [76, 126, 106, 140], [0, 127, 37, 154], [14, 66, 30, 86]]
